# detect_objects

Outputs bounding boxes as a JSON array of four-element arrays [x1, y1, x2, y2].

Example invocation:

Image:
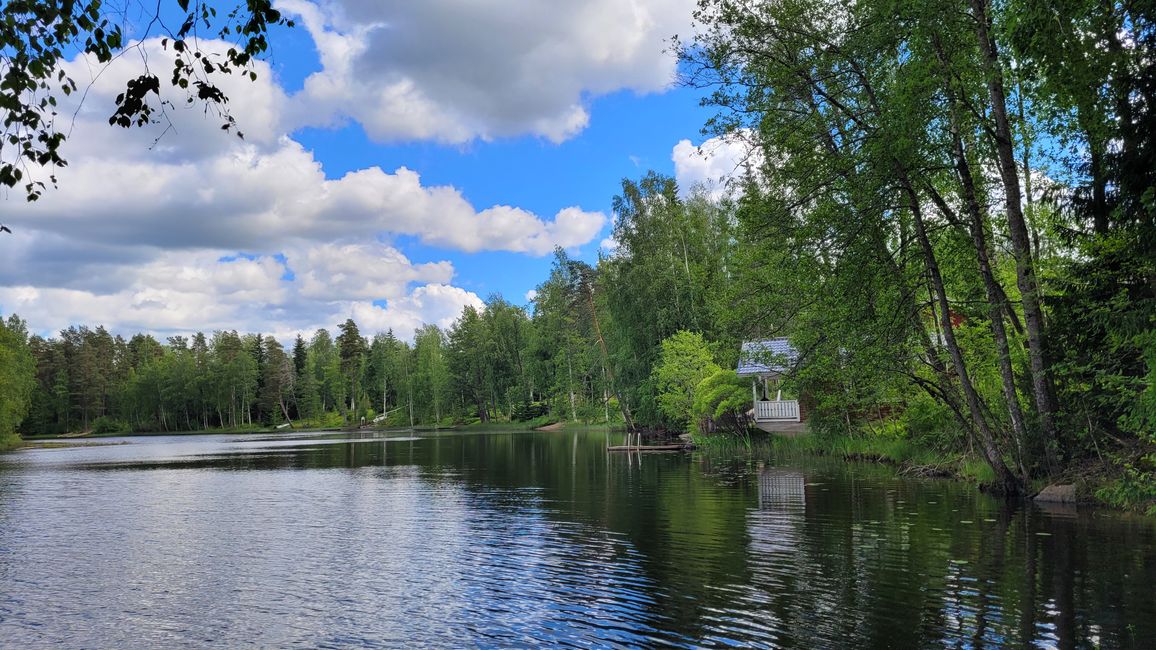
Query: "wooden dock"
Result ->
[[607, 443, 695, 452]]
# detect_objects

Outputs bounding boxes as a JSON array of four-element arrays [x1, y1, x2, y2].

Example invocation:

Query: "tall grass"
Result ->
[[695, 427, 1006, 487]]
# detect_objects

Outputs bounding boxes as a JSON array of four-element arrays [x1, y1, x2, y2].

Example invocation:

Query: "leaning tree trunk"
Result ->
[[930, 89, 1031, 482], [951, 154, 1030, 482], [970, 0, 1060, 475], [902, 177, 1021, 495]]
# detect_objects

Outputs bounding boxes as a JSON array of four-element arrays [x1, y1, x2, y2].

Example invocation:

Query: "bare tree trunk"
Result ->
[[938, 134, 1030, 480], [971, 0, 1060, 474], [280, 397, 292, 424], [902, 177, 1020, 494]]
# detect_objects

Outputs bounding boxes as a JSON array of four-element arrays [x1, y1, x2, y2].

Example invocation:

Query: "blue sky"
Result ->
[[0, 0, 745, 341], [292, 87, 714, 301]]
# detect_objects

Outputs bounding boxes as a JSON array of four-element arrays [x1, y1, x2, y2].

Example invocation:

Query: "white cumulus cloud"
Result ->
[[672, 131, 761, 199], [279, 0, 694, 143], [0, 36, 606, 340]]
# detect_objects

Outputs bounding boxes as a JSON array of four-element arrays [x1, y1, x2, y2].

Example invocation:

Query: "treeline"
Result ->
[[0, 183, 735, 439], [11, 312, 515, 435]]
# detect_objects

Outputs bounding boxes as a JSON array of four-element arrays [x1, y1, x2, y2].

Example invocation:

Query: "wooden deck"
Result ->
[[753, 420, 807, 437], [607, 444, 695, 452]]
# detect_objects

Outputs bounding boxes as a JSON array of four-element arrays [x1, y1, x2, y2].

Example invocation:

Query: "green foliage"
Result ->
[[692, 369, 753, 436], [1049, 233, 1156, 457], [0, 315, 36, 449], [600, 175, 739, 427], [413, 324, 449, 423], [1095, 455, 1156, 515], [1124, 331, 1156, 440], [900, 393, 962, 449], [526, 251, 616, 424], [653, 331, 720, 429], [446, 298, 533, 423], [511, 401, 549, 422], [89, 416, 126, 435], [680, 0, 1155, 490]]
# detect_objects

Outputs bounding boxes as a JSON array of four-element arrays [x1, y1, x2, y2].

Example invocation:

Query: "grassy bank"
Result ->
[[693, 429, 1155, 514], [760, 433, 997, 484], [455, 418, 624, 433], [693, 431, 1003, 486]]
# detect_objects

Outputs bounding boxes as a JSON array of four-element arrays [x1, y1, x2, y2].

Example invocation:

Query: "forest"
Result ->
[[1, 0, 1153, 506]]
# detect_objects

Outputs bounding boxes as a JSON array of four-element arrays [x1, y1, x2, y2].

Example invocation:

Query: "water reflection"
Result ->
[[0, 431, 1153, 648]]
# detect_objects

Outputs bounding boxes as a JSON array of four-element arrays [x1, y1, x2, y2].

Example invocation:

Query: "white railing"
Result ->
[[755, 399, 800, 422]]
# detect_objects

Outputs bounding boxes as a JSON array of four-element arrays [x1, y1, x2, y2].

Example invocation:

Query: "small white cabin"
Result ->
[[737, 338, 806, 432]]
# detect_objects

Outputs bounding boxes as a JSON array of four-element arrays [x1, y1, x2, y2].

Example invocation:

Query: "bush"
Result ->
[[692, 369, 753, 436], [901, 392, 958, 448], [511, 401, 549, 421], [90, 416, 127, 435], [1096, 454, 1156, 515], [654, 331, 720, 429]]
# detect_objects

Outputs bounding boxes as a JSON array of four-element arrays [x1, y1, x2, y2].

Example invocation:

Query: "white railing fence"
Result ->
[[755, 399, 800, 422]]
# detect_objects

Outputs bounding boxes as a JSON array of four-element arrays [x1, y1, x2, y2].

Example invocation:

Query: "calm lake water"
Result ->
[[1, 430, 1153, 648]]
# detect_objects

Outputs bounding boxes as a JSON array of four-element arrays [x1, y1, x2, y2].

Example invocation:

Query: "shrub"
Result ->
[[1096, 454, 1156, 515], [692, 369, 753, 436], [90, 416, 127, 435], [653, 331, 720, 429], [511, 401, 549, 421]]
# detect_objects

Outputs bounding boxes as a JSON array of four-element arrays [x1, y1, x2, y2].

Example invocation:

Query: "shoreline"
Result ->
[[9, 418, 613, 448], [7, 423, 1151, 515], [694, 430, 1156, 516]]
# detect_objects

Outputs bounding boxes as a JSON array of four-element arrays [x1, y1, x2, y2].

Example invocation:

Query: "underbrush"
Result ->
[[1093, 453, 1156, 515], [0, 430, 22, 452], [691, 430, 755, 452]]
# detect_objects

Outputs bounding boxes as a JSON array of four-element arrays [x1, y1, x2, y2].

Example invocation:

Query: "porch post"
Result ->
[[752, 378, 758, 405]]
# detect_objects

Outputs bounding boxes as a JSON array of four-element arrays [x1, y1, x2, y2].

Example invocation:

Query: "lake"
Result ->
[[1, 430, 1153, 648]]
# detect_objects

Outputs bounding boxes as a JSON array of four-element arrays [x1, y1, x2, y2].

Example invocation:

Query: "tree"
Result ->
[[447, 306, 492, 421], [653, 331, 720, 430], [692, 369, 754, 437], [557, 251, 637, 431], [1005, 0, 1155, 464], [0, 314, 36, 449], [336, 319, 366, 419], [682, 0, 1026, 492], [261, 337, 294, 424], [0, 0, 291, 201], [413, 324, 449, 424], [601, 175, 737, 426], [307, 328, 342, 415], [530, 252, 611, 423]]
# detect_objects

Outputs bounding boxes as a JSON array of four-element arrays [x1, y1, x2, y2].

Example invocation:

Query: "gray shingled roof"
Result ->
[[736, 338, 798, 376]]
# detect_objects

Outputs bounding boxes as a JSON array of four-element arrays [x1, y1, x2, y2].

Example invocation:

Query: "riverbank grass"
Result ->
[[693, 430, 999, 484], [1, 431, 22, 452]]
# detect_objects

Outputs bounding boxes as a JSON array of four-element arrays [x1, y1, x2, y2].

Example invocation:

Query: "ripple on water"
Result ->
[[1, 432, 1154, 648]]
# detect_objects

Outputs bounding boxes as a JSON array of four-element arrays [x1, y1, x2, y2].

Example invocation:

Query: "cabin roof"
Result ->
[[736, 338, 798, 376]]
